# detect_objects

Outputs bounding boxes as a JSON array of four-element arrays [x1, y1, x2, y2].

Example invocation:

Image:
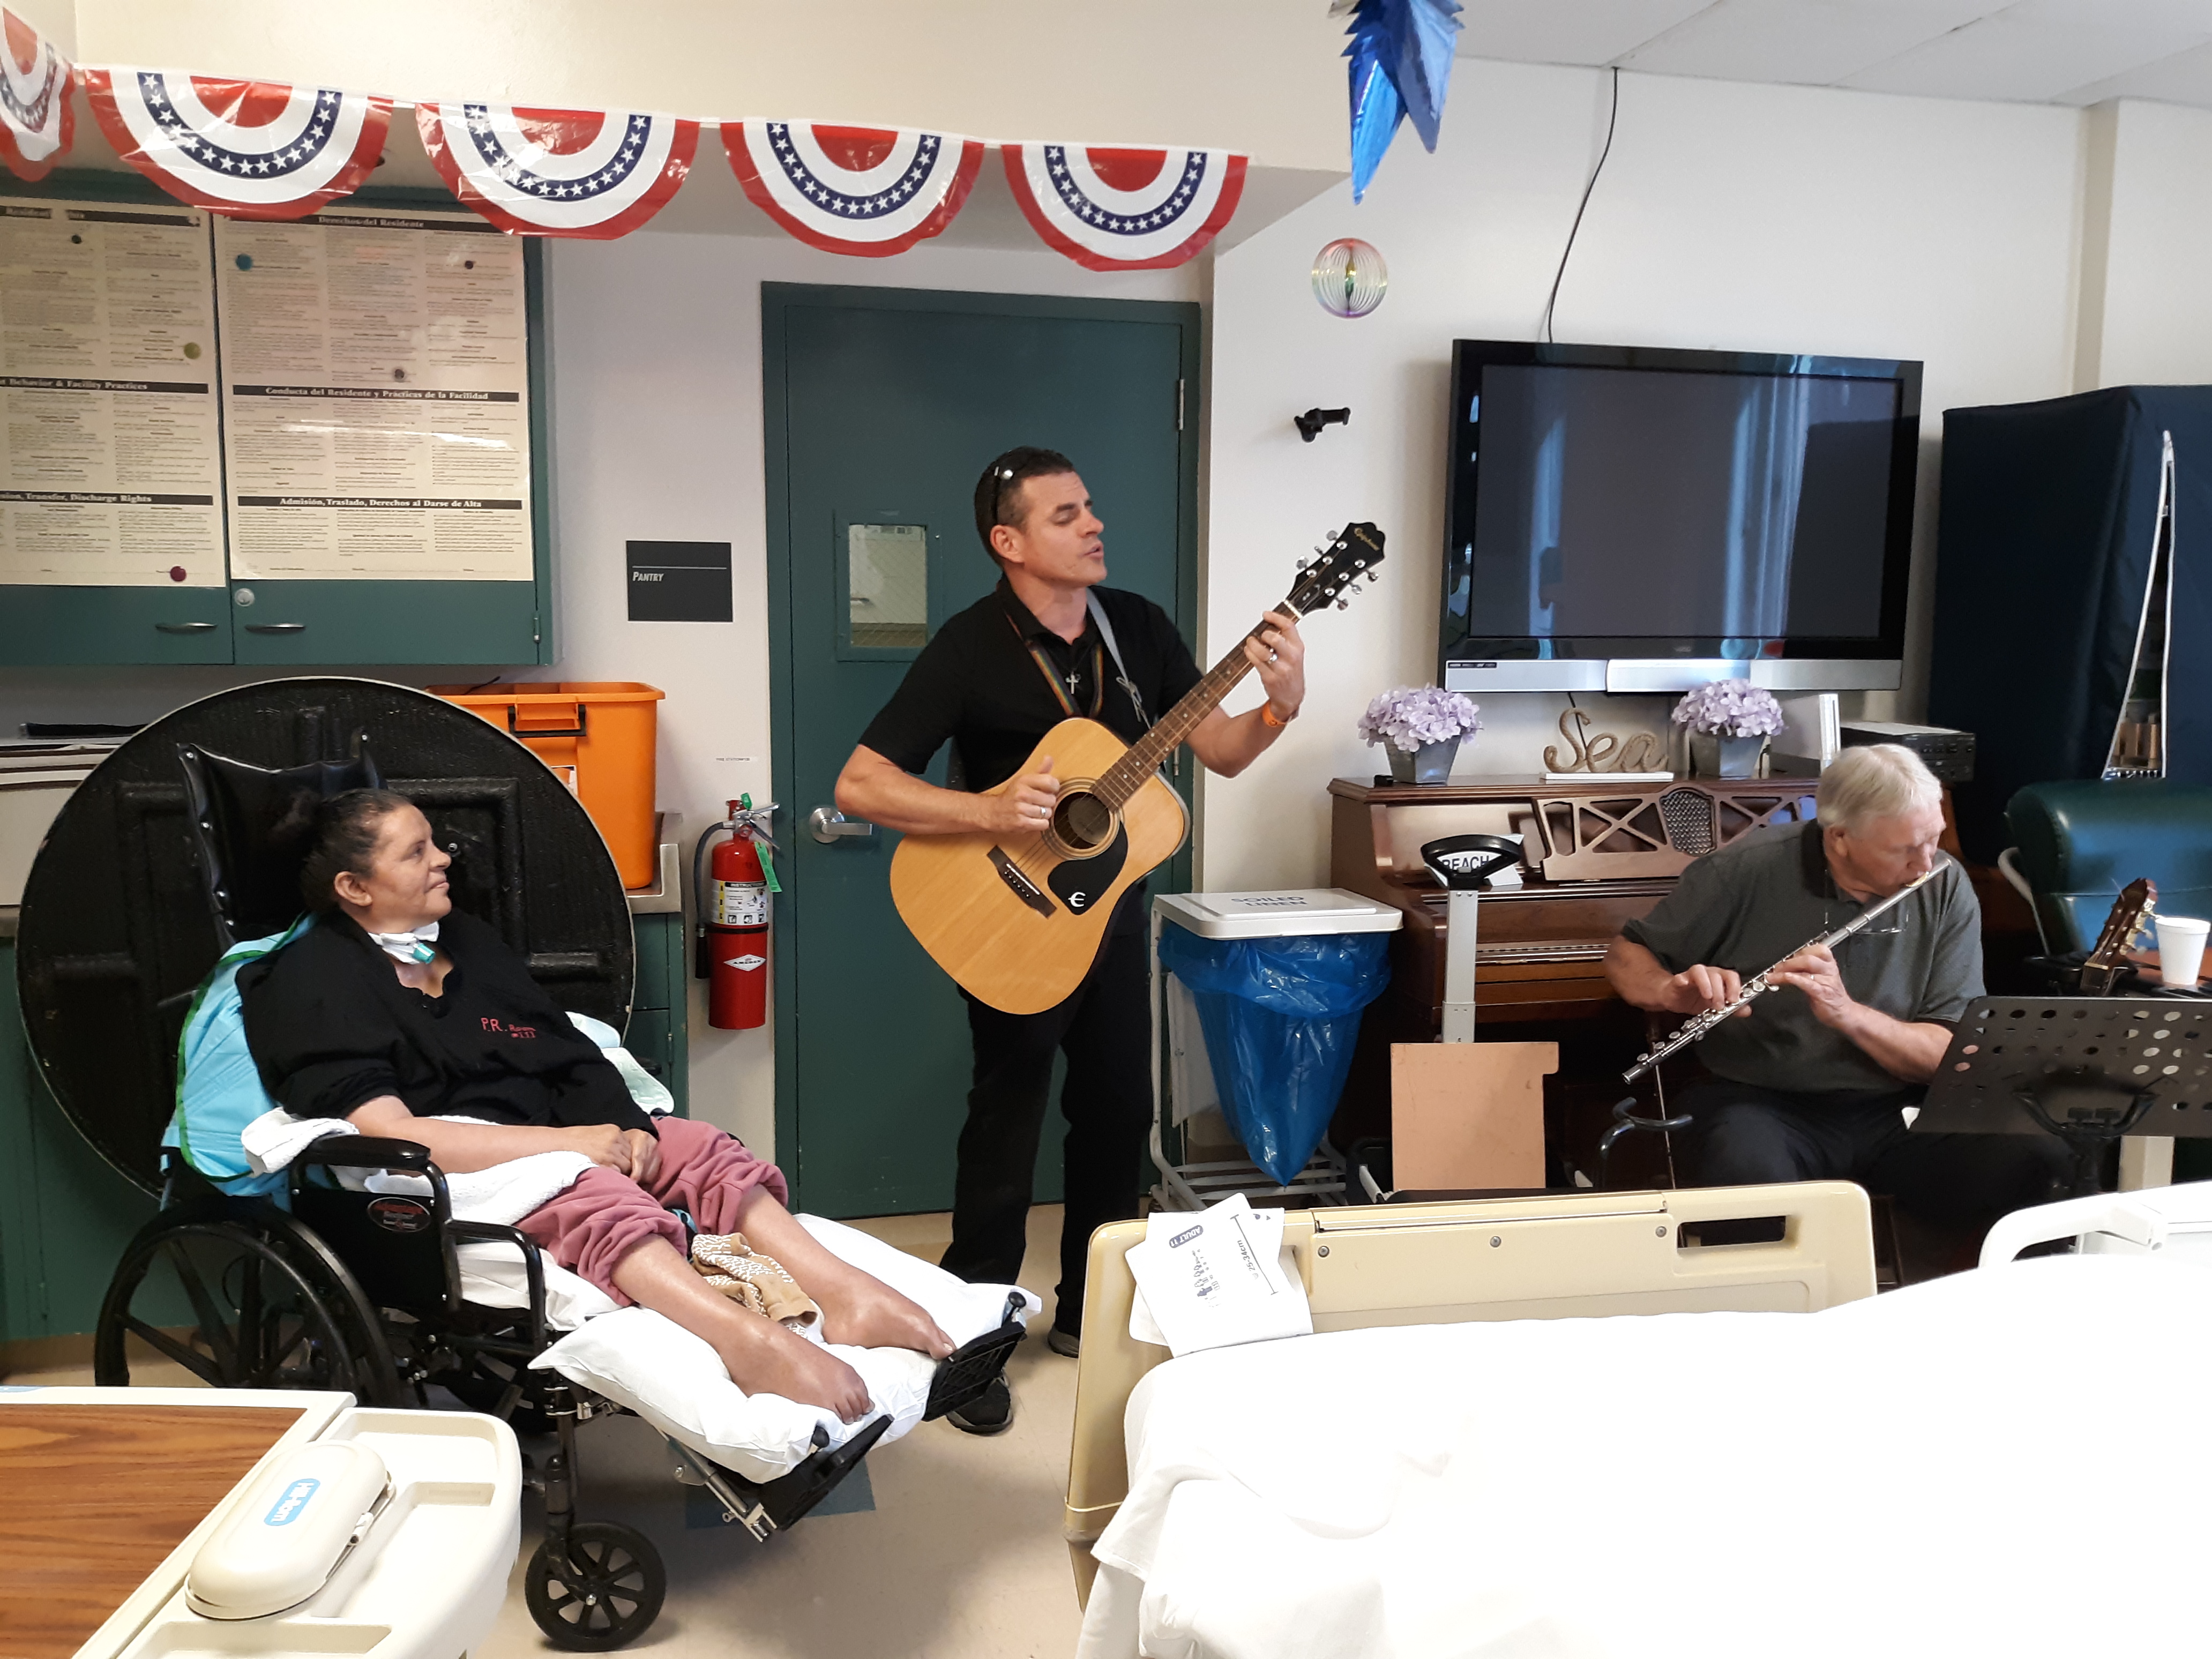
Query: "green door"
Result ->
[[765, 285, 1199, 1217]]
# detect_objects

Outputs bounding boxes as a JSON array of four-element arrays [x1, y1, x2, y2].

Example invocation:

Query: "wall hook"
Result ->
[[1295, 407, 1351, 443]]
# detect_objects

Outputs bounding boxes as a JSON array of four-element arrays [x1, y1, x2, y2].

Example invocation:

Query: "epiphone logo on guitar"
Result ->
[[892, 522, 1387, 1014]]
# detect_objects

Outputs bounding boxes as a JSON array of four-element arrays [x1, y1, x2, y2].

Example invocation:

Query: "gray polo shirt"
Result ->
[[1619, 821, 1983, 1096]]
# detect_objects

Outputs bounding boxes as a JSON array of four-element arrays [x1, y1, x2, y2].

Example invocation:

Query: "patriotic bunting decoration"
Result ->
[[0, 7, 72, 181], [1002, 144, 1246, 272], [83, 69, 390, 218], [416, 103, 699, 238], [724, 122, 983, 257]]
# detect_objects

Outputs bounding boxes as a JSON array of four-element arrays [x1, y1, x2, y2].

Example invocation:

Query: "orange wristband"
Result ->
[[1260, 701, 1296, 729]]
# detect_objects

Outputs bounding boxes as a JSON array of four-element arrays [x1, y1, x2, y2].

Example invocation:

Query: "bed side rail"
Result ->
[[1063, 1180, 1873, 1603]]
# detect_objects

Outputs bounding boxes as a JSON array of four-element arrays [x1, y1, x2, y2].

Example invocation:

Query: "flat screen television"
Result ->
[[1439, 340, 1920, 693]]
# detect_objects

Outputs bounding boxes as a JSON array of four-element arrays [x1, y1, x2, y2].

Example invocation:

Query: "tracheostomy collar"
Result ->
[[368, 921, 440, 964]]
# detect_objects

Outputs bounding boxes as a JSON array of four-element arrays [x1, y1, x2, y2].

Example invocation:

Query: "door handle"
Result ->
[[244, 622, 307, 633], [808, 806, 876, 844], [154, 621, 217, 633]]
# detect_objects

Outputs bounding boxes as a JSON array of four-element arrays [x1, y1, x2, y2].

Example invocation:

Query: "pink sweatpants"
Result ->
[[517, 1117, 789, 1305]]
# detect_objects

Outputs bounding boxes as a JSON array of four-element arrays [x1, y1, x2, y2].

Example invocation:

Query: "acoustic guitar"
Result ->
[[2080, 876, 2156, 994], [890, 522, 1386, 1014]]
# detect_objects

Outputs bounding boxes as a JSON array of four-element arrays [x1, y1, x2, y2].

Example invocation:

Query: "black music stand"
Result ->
[[1917, 995, 2212, 1197]]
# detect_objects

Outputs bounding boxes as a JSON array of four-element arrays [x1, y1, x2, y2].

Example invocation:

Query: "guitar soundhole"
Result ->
[[1050, 788, 1116, 855]]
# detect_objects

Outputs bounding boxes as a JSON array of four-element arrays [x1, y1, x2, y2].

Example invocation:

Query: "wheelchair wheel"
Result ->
[[526, 1521, 666, 1650], [94, 1205, 401, 1404]]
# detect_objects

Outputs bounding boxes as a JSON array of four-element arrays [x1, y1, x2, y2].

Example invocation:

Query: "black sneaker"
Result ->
[[1045, 1325, 1080, 1359], [946, 1374, 1012, 1436]]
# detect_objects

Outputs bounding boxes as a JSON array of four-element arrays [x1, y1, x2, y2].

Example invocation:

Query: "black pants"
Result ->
[[939, 923, 1152, 1335], [1683, 1080, 2071, 1227]]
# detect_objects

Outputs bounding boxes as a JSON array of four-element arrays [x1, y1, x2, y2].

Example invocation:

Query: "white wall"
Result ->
[[1198, 60, 2089, 892], [540, 231, 1195, 1153], [2086, 99, 2212, 388]]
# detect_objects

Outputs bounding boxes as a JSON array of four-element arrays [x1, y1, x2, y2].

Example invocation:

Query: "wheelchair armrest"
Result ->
[[447, 1219, 550, 1354], [295, 1134, 435, 1171]]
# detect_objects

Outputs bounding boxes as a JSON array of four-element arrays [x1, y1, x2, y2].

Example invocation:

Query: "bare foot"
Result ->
[[714, 1318, 873, 1423], [816, 1271, 955, 1358]]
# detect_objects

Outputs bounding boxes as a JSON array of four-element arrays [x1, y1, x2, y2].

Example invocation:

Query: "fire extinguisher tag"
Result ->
[[714, 881, 769, 927]]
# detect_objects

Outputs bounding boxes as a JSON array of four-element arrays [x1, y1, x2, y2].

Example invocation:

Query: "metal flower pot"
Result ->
[[1389, 737, 1462, 784], [1690, 733, 1766, 779]]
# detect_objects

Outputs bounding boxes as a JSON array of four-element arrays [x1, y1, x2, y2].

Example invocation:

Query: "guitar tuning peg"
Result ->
[[1296, 557, 1309, 571], [1336, 598, 1350, 610]]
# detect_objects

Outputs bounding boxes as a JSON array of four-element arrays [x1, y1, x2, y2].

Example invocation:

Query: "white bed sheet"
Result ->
[[1080, 1255, 2212, 1659]]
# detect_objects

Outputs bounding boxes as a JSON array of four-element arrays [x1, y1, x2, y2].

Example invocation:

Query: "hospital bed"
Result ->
[[0, 1386, 518, 1659], [1065, 1181, 2212, 1658]]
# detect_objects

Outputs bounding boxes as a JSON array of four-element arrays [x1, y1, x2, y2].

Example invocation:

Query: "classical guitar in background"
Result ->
[[890, 523, 1387, 1014], [2080, 877, 2156, 994]]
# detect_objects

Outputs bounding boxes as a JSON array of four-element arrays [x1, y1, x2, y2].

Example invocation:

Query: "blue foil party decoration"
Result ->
[[1337, 0, 1463, 202]]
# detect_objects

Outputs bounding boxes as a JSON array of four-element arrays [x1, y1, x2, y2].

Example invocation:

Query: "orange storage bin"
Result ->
[[430, 681, 665, 888]]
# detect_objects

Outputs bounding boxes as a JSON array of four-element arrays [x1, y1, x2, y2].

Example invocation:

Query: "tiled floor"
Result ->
[[12, 1205, 1087, 1659]]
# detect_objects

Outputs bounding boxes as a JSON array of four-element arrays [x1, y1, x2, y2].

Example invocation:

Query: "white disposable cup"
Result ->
[[2156, 915, 2211, 988]]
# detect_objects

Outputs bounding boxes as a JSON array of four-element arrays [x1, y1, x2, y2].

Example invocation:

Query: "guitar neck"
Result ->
[[1095, 611, 1289, 808]]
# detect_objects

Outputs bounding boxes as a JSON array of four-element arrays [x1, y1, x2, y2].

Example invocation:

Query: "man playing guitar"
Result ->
[[835, 446, 1306, 1433]]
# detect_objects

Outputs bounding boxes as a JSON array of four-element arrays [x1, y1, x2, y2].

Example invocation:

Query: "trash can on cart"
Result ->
[[1149, 888, 1399, 1212]]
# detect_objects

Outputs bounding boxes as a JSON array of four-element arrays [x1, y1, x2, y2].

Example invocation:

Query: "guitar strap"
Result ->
[[1085, 591, 1153, 733]]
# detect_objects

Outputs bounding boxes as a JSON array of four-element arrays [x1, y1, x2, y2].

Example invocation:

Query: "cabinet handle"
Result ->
[[154, 621, 218, 633], [244, 622, 307, 633]]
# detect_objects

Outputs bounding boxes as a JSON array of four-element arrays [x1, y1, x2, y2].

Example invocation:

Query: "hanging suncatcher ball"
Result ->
[[1312, 238, 1388, 318]]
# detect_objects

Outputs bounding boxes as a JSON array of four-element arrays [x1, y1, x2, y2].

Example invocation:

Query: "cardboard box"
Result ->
[[1390, 1041, 1558, 1190]]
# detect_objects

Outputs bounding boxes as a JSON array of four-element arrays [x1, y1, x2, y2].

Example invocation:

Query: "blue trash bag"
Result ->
[[1158, 924, 1392, 1185]]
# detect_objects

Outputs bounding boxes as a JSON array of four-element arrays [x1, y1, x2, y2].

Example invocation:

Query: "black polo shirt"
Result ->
[[1619, 821, 1983, 1096], [859, 579, 1202, 793]]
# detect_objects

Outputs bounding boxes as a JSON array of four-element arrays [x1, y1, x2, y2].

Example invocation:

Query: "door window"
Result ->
[[844, 521, 929, 653]]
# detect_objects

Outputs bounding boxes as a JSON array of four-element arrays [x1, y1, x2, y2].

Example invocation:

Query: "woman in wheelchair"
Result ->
[[240, 788, 953, 1422]]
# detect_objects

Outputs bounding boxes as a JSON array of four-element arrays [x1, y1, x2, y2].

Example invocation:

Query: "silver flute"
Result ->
[[1621, 861, 1946, 1083]]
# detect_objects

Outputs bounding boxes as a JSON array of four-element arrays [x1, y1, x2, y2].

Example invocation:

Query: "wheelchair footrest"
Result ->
[[756, 1412, 891, 1531], [921, 1293, 1029, 1423]]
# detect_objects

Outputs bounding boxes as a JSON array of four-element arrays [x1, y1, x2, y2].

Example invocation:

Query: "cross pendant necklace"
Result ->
[[1066, 670, 1081, 697]]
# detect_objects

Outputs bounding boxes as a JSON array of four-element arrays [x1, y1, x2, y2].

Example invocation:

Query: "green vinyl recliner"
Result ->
[[2004, 780, 2212, 953]]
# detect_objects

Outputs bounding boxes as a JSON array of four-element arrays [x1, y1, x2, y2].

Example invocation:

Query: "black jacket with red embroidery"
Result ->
[[239, 906, 655, 1133]]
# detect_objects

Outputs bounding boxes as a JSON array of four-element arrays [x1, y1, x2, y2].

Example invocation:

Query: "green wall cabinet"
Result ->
[[0, 937, 158, 1351], [0, 174, 554, 670], [627, 910, 691, 1118]]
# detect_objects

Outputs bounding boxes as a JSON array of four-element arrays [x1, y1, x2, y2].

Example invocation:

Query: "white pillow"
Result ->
[[455, 1241, 619, 1328], [532, 1214, 1039, 1482]]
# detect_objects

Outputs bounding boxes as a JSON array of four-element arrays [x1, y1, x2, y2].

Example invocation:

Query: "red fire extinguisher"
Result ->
[[694, 796, 779, 1030]]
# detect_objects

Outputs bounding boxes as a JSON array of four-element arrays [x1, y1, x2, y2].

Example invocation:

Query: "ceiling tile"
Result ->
[[1621, 0, 2004, 85], [1455, 0, 1718, 66], [2055, 35, 2212, 104], [1844, 0, 2212, 101]]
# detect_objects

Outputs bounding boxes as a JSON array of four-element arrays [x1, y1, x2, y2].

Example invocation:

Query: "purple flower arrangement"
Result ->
[[1672, 679, 1784, 738], [1358, 685, 1483, 754]]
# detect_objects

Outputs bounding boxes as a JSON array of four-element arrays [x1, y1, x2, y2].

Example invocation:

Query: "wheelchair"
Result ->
[[16, 679, 1022, 1650]]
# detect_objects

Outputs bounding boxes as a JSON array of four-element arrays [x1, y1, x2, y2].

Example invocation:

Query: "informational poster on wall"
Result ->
[[0, 197, 225, 587], [215, 206, 533, 582]]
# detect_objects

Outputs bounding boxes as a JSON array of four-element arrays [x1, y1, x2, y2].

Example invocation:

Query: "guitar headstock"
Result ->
[[1286, 522, 1385, 617], [2080, 876, 2157, 995]]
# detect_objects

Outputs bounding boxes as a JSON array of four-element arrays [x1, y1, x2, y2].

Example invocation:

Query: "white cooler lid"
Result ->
[[1154, 887, 1403, 939]]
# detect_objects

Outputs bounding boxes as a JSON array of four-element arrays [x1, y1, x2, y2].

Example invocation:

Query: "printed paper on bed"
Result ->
[[1124, 1193, 1312, 1357]]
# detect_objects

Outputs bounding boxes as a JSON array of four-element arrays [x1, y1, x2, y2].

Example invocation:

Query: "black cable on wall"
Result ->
[[1541, 66, 1622, 345]]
